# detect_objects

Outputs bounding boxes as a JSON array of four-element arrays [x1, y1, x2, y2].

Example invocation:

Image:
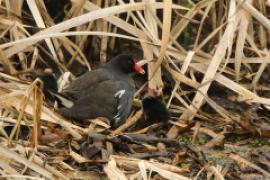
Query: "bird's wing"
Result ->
[[111, 81, 134, 128], [59, 80, 134, 128], [61, 68, 111, 100]]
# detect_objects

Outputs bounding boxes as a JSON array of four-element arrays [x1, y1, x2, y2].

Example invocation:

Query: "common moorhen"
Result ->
[[57, 54, 145, 128], [131, 94, 170, 130], [30, 68, 58, 104], [142, 96, 170, 123]]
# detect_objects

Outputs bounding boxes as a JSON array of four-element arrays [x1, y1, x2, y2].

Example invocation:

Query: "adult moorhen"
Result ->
[[56, 54, 145, 128]]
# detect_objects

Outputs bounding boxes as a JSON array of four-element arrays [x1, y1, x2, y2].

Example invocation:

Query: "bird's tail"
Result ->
[[49, 91, 74, 108], [30, 69, 74, 108]]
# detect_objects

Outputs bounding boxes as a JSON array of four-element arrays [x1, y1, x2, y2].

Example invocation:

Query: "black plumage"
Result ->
[[141, 96, 170, 126], [30, 69, 58, 103], [34, 54, 145, 128], [132, 95, 170, 130]]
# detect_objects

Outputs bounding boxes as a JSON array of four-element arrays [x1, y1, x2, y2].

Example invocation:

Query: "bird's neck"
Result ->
[[104, 61, 126, 74]]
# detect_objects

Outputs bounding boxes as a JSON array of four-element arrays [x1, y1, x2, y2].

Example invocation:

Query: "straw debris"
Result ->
[[0, 0, 269, 179]]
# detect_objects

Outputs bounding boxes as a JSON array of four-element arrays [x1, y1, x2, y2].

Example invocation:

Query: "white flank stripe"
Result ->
[[114, 90, 126, 98], [117, 105, 122, 110]]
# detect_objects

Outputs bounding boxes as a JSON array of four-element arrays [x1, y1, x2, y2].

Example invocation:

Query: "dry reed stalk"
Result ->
[[106, 155, 191, 180], [0, 0, 270, 179], [0, 144, 55, 179], [32, 79, 43, 148], [168, 0, 238, 138], [3, 2, 150, 57], [26, 0, 58, 60]]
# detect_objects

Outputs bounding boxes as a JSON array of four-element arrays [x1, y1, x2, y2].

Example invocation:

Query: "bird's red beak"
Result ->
[[134, 61, 145, 74]]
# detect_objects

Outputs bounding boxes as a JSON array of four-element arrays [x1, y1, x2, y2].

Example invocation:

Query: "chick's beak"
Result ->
[[134, 63, 145, 74]]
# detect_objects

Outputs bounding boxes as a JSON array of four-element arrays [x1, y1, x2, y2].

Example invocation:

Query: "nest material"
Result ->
[[0, 0, 270, 179]]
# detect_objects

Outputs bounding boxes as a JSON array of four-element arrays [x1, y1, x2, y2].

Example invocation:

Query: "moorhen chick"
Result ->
[[142, 96, 170, 125], [30, 68, 58, 104]]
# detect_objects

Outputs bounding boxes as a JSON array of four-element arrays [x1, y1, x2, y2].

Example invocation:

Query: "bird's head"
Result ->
[[108, 54, 145, 74]]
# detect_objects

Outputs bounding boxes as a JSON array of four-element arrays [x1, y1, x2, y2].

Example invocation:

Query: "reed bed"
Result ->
[[0, 0, 269, 179]]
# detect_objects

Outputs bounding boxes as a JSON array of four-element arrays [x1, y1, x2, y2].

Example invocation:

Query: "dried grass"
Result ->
[[0, 0, 270, 179]]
